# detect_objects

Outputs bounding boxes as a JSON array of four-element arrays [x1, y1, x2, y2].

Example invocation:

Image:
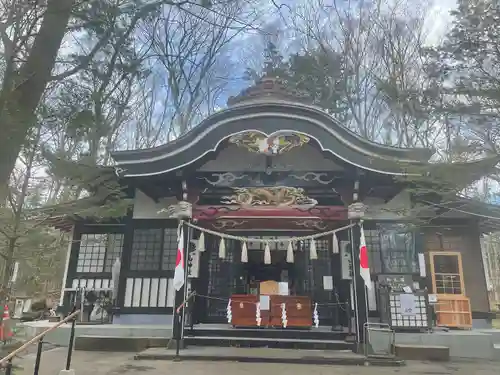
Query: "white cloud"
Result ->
[[424, 0, 458, 45]]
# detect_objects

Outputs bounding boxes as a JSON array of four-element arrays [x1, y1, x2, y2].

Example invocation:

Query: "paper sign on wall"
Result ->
[[340, 241, 352, 280], [278, 282, 289, 296], [418, 253, 426, 277], [323, 276, 333, 291], [259, 295, 270, 310], [400, 293, 416, 316]]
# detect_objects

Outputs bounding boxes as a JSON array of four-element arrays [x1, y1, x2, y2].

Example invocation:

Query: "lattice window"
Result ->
[[104, 234, 123, 272], [130, 229, 163, 271], [364, 225, 418, 274], [364, 229, 383, 273], [389, 293, 428, 329], [379, 225, 417, 273], [430, 252, 464, 295], [207, 244, 230, 318], [77, 233, 124, 273], [161, 228, 178, 271]]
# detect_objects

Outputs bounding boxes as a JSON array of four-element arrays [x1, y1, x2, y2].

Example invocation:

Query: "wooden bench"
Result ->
[[394, 344, 450, 362]]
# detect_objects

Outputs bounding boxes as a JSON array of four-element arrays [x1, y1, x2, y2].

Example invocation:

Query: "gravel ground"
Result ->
[[3, 349, 499, 375]]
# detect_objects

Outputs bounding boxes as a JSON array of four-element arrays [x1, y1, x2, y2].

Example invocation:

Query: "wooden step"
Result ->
[[185, 335, 354, 350]]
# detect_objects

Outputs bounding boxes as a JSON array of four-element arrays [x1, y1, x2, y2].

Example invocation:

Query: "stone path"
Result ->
[[10, 348, 500, 375]]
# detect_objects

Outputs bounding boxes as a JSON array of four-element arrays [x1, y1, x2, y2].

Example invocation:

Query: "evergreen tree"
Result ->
[[425, 0, 500, 161], [245, 43, 349, 117]]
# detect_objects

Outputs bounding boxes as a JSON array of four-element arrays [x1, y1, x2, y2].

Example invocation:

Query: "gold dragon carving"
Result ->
[[221, 186, 318, 207]]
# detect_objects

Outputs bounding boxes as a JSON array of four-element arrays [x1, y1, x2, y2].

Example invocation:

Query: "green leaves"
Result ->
[[247, 43, 349, 117]]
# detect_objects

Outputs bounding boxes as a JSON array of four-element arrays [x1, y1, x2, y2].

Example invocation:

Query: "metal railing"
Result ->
[[173, 291, 197, 360], [363, 322, 396, 358], [0, 307, 80, 375]]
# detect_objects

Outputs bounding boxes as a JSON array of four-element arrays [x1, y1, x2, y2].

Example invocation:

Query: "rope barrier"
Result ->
[[182, 220, 356, 243], [0, 309, 81, 365], [192, 293, 350, 310]]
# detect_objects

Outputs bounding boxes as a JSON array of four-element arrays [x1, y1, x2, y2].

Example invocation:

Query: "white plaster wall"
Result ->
[[132, 189, 177, 219]]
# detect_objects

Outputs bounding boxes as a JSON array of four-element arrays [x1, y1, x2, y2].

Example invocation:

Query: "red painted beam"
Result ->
[[193, 205, 347, 221]]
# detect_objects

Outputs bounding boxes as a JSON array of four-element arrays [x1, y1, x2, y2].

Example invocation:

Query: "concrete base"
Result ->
[[24, 321, 500, 361], [370, 330, 499, 361], [394, 344, 449, 362], [74, 335, 182, 352], [479, 329, 500, 344], [22, 321, 173, 347], [59, 370, 75, 375]]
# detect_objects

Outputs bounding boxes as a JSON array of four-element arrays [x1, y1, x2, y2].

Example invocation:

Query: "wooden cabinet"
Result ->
[[230, 294, 312, 328], [434, 295, 472, 328]]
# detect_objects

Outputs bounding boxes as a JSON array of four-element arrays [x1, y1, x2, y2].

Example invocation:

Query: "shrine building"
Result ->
[[58, 77, 498, 347]]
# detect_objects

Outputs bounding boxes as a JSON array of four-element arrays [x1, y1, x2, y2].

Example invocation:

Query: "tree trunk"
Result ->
[[0, 237, 17, 328], [0, 0, 74, 197]]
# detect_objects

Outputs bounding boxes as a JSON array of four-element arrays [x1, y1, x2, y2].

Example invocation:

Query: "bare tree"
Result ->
[[292, 0, 440, 147], [0, 0, 231, 198], [133, 0, 257, 142]]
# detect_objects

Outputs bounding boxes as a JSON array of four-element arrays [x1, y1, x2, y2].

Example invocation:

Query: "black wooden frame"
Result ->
[[63, 220, 127, 311], [118, 218, 179, 314]]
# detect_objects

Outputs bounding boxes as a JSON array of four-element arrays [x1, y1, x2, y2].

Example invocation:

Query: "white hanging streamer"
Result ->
[[241, 241, 248, 263], [264, 242, 271, 264], [226, 299, 232, 324], [332, 233, 339, 254], [286, 241, 294, 263], [256, 302, 261, 326], [219, 239, 226, 259], [198, 232, 205, 252], [281, 303, 288, 328], [309, 238, 318, 260], [313, 303, 319, 328]]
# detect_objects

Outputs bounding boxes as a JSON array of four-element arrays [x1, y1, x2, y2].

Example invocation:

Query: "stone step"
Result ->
[[135, 346, 405, 366], [186, 327, 351, 341]]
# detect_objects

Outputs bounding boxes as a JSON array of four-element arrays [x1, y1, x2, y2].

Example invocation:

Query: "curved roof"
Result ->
[[112, 100, 437, 177]]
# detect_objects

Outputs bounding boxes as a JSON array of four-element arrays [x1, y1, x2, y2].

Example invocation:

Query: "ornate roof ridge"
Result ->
[[227, 75, 309, 107]]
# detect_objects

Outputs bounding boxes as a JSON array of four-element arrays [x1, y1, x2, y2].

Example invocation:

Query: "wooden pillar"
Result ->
[[116, 188, 135, 313], [349, 220, 367, 345], [61, 222, 82, 312], [348, 174, 368, 347], [172, 180, 193, 348]]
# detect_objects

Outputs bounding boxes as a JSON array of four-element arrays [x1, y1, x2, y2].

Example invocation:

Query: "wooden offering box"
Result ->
[[230, 294, 259, 327], [230, 294, 312, 328]]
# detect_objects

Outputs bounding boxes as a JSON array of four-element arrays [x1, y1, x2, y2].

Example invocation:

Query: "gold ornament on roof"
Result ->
[[228, 130, 309, 155]]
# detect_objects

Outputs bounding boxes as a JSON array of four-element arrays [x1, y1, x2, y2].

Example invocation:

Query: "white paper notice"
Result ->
[[418, 253, 426, 277], [400, 293, 416, 316], [259, 295, 270, 310], [402, 286, 412, 294], [278, 282, 289, 296], [323, 276, 333, 291]]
